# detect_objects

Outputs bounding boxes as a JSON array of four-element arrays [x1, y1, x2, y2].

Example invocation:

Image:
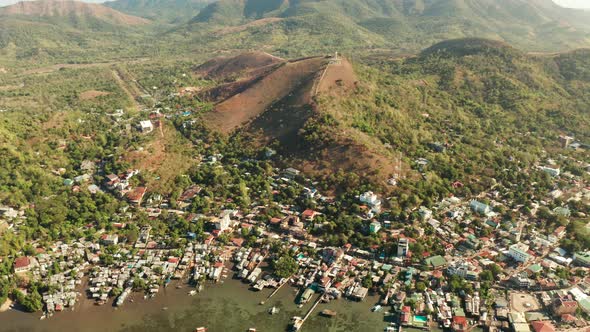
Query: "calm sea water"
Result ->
[[0, 278, 419, 332]]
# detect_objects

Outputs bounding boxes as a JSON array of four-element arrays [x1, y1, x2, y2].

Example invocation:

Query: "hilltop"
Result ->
[[185, 39, 590, 189]]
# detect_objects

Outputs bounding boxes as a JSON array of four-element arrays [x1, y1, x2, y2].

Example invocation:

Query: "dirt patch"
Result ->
[[205, 56, 327, 134], [214, 17, 283, 36], [315, 58, 358, 96], [510, 292, 540, 313], [195, 51, 284, 80], [79, 90, 110, 100]]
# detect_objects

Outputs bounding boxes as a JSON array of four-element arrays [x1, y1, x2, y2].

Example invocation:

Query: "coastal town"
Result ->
[[1, 123, 589, 332]]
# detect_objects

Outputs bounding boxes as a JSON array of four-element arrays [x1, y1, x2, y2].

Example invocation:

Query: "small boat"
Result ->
[[372, 305, 382, 312], [195, 328, 207, 332], [320, 309, 337, 317], [268, 306, 280, 315], [162, 307, 168, 311], [40, 314, 46, 320], [189, 290, 197, 296], [248, 329, 257, 332], [289, 316, 303, 331], [176, 285, 183, 289]]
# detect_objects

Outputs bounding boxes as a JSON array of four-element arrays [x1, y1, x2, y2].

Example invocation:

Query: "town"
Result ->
[[1, 130, 589, 332]]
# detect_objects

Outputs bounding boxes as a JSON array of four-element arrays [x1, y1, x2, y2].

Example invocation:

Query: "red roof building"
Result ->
[[127, 187, 147, 205], [531, 321, 556, 332], [14, 256, 31, 273], [302, 209, 318, 221]]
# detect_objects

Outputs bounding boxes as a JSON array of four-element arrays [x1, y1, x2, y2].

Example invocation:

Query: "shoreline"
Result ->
[[0, 275, 399, 332], [0, 298, 13, 313]]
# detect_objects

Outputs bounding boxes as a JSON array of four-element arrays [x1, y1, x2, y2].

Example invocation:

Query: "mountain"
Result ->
[[189, 39, 590, 187], [0, 0, 149, 26], [184, 0, 590, 54], [0, 0, 151, 64], [105, 0, 214, 23]]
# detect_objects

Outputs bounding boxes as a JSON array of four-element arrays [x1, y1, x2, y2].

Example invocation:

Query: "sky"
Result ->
[[1, 0, 590, 8], [553, 0, 590, 8]]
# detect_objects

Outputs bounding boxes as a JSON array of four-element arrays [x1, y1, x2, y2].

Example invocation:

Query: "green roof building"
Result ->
[[425, 255, 447, 269]]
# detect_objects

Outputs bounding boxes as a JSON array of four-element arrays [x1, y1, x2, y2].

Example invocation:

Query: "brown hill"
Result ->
[[0, 0, 149, 25], [198, 52, 397, 186], [195, 51, 284, 80]]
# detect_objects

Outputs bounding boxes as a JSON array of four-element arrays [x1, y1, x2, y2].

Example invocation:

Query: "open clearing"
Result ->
[[510, 292, 540, 313], [79, 90, 110, 100]]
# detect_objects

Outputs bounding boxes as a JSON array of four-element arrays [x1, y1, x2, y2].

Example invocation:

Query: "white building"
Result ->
[[139, 120, 154, 133], [397, 238, 409, 257], [360, 191, 382, 213], [509, 243, 531, 263], [214, 210, 236, 231]]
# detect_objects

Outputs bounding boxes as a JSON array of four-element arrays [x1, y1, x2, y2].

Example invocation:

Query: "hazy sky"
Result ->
[[1, 0, 590, 9], [554, 0, 590, 8]]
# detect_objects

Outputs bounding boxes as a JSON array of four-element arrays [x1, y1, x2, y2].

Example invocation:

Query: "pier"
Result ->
[[298, 294, 324, 330]]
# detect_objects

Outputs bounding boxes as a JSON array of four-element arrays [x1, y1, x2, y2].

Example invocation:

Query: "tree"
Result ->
[[415, 281, 427, 292], [272, 255, 298, 278]]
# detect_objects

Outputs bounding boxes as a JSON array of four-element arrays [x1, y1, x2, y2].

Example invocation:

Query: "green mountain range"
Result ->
[[105, 0, 214, 23], [184, 0, 590, 54]]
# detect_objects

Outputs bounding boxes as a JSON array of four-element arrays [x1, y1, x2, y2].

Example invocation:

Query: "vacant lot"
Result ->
[[510, 292, 540, 313]]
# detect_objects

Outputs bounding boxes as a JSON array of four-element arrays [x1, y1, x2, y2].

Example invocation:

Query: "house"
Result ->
[[397, 238, 409, 257], [127, 187, 147, 205], [452, 316, 468, 332], [139, 120, 154, 133], [369, 221, 381, 234], [540, 166, 560, 177], [573, 251, 590, 267], [100, 234, 119, 245], [400, 306, 411, 325], [105, 174, 120, 189], [213, 210, 234, 231], [552, 295, 578, 316], [360, 191, 381, 212], [470, 200, 492, 215], [509, 243, 531, 263], [178, 185, 202, 203], [14, 256, 31, 273], [531, 321, 555, 332], [283, 168, 300, 179], [301, 209, 318, 221]]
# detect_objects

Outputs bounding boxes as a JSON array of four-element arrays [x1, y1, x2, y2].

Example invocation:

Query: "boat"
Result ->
[[189, 290, 197, 296], [195, 328, 207, 332], [248, 329, 257, 332], [289, 316, 303, 331], [372, 305, 382, 312], [268, 306, 280, 315], [320, 309, 337, 317]]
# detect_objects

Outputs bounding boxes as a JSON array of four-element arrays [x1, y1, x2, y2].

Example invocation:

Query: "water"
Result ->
[[0, 278, 397, 332]]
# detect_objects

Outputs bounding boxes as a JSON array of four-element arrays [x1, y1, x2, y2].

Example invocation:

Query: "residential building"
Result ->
[[139, 120, 153, 133], [509, 243, 531, 263], [369, 221, 381, 234], [100, 234, 119, 245], [552, 295, 578, 316], [573, 251, 590, 267], [470, 200, 492, 215], [397, 238, 409, 257], [14, 256, 31, 273]]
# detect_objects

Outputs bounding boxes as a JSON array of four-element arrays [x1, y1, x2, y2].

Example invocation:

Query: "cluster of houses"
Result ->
[[3, 138, 589, 332]]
